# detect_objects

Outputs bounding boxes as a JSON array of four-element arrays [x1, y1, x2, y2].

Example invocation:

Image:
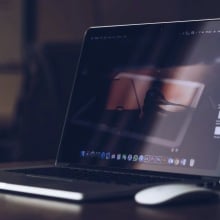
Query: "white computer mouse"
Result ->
[[134, 183, 219, 206]]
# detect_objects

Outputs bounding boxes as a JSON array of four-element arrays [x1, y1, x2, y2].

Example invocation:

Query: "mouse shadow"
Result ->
[[136, 197, 220, 219]]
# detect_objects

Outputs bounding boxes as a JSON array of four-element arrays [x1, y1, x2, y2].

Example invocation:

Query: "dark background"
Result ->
[[0, 0, 220, 164]]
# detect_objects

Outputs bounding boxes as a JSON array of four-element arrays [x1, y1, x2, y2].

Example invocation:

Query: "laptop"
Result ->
[[0, 18, 220, 201]]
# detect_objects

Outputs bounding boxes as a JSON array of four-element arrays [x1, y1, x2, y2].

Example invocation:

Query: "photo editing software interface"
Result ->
[[59, 20, 220, 176]]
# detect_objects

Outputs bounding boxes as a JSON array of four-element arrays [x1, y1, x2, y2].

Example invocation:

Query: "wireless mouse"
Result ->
[[134, 183, 219, 206]]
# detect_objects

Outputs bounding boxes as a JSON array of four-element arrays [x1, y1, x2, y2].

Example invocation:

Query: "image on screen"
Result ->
[[72, 70, 204, 148]]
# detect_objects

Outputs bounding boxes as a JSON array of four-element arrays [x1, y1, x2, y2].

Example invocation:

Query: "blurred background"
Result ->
[[0, 0, 219, 164]]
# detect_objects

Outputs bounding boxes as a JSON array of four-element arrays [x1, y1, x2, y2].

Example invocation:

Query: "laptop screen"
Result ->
[[58, 19, 220, 178]]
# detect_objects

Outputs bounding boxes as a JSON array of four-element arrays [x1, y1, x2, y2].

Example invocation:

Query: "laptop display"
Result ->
[[58, 19, 220, 177]]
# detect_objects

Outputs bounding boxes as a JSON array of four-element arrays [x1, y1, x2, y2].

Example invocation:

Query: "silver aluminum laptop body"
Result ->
[[0, 18, 220, 201]]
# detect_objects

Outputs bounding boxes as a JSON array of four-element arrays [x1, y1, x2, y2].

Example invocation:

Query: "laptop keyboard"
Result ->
[[10, 167, 177, 186]]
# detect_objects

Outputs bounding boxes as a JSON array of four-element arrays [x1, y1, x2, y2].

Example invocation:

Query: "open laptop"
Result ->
[[0, 18, 220, 201]]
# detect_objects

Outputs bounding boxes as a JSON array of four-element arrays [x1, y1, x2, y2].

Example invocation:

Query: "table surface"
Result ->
[[0, 192, 219, 220]]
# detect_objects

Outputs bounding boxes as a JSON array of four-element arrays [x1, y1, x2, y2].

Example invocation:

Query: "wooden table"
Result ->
[[0, 192, 219, 220]]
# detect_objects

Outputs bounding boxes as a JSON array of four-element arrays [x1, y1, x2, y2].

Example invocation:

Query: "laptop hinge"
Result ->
[[200, 177, 220, 187], [56, 162, 70, 167]]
